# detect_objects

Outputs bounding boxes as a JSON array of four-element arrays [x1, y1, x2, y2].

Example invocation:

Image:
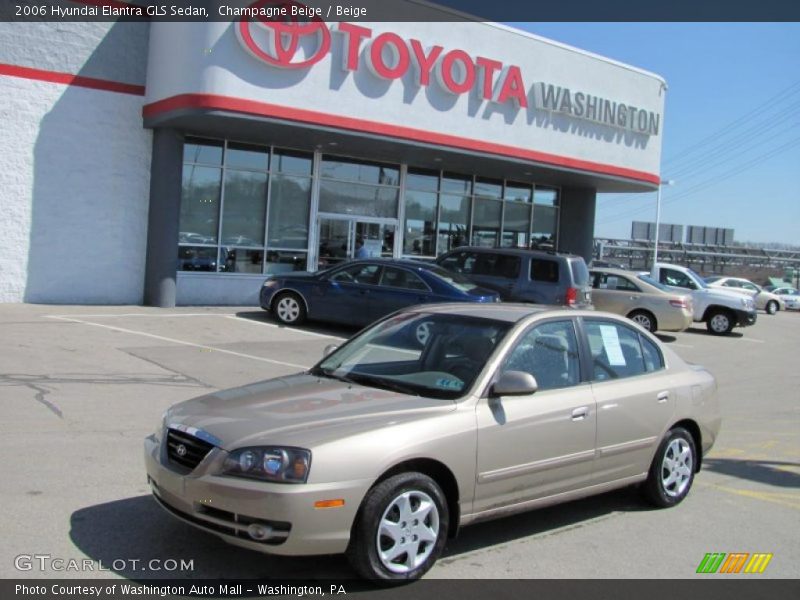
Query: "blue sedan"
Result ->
[[260, 259, 500, 327]]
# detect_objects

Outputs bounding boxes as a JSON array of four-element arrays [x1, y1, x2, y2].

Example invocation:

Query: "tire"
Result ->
[[347, 472, 449, 583], [642, 427, 697, 508], [705, 308, 735, 335], [765, 300, 779, 315], [628, 309, 657, 333], [271, 292, 307, 325]]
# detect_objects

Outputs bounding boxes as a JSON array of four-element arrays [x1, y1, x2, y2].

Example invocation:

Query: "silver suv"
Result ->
[[436, 247, 592, 308]]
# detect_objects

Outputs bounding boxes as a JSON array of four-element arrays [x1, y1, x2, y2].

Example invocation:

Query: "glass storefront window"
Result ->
[[403, 190, 437, 256], [534, 186, 559, 206], [225, 142, 269, 171], [221, 170, 267, 246], [180, 165, 221, 243], [438, 194, 470, 253], [501, 201, 531, 248], [222, 248, 264, 273], [471, 198, 502, 247], [406, 168, 439, 192], [474, 177, 502, 199], [183, 137, 223, 165], [321, 156, 399, 186], [505, 182, 533, 203], [177, 246, 219, 272], [532, 204, 558, 250], [319, 180, 398, 218], [441, 173, 472, 195], [274, 149, 313, 176], [266, 250, 307, 275], [268, 175, 311, 249]]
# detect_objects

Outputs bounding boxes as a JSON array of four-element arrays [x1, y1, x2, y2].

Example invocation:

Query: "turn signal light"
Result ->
[[314, 499, 345, 509]]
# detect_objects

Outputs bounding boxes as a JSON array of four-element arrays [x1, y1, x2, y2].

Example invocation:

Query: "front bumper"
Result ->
[[734, 308, 758, 327], [144, 434, 372, 556]]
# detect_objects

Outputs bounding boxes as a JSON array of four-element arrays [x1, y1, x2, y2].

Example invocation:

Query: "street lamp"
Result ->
[[652, 179, 675, 273]]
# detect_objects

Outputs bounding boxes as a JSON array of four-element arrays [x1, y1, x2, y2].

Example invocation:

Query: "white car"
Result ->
[[771, 287, 800, 310], [705, 276, 785, 315]]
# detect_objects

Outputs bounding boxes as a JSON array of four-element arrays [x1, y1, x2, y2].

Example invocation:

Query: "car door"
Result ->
[[366, 266, 433, 323], [312, 263, 380, 325], [591, 272, 640, 315], [474, 319, 596, 513], [583, 317, 676, 483]]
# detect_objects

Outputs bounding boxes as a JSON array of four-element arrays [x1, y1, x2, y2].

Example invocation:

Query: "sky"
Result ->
[[511, 23, 800, 246]]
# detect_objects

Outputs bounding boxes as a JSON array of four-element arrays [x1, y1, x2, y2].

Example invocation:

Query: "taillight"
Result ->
[[669, 298, 688, 308], [566, 287, 578, 306]]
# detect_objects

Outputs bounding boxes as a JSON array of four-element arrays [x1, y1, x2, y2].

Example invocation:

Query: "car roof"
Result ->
[[343, 258, 441, 271], [443, 246, 581, 259], [590, 267, 637, 276], [401, 302, 595, 323]]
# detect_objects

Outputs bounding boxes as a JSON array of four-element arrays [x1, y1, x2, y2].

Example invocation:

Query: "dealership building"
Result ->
[[0, 2, 665, 306]]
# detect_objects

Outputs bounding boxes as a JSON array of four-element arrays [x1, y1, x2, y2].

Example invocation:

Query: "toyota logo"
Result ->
[[176, 444, 188, 457], [237, 0, 331, 69]]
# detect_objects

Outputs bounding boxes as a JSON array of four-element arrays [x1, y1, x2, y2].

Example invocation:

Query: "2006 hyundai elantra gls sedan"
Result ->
[[145, 304, 720, 582]]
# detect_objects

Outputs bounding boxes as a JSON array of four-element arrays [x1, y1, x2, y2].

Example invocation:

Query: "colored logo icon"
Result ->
[[237, 0, 331, 69], [696, 552, 773, 574]]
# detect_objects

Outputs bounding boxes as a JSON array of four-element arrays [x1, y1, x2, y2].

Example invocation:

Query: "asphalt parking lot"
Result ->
[[1, 304, 798, 580]]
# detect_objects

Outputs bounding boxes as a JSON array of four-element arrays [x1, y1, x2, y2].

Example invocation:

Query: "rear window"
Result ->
[[530, 258, 559, 283], [569, 258, 590, 286]]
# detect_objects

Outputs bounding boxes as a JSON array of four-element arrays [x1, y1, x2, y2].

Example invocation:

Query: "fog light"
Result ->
[[247, 523, 273, 541]]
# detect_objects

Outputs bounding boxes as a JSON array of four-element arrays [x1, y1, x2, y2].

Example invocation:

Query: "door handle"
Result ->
[[629, 295, 640, 300], [571, 407, 589, 421], [657, 391, 669, 403]]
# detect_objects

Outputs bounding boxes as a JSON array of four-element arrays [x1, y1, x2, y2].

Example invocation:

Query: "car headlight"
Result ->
[[222, 447, 311, 483], [741, 297, 754, 309]]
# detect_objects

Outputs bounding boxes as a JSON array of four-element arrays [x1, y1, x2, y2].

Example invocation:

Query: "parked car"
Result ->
[[436, 247, 592, 308], [704, 276, 784, 315], [145, 304, 720, 582], [259, 259, 499, 327], [649, 263, 757, 335], [590, 268, 692, 333], [771, 287, 800, 310]]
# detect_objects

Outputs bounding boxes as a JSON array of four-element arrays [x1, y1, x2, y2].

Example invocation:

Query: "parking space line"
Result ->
[[45, 316, 311, 370], [224, 315, 348, 341], [46, 313, 236, 319]]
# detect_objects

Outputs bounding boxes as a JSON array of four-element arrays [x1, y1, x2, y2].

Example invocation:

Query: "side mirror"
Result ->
[[490, 370, 538, 397], [322, 344, 339, 358]]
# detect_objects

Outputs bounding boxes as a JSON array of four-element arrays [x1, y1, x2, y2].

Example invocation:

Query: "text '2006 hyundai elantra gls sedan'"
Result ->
[[144, 304, 720, 583]]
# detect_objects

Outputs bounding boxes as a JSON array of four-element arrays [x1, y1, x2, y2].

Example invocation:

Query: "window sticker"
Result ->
[[599, 325, 626, 366], [436, 378, 463, 390]]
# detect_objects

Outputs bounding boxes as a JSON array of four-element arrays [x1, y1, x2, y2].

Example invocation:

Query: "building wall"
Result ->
[[0, 21, 152, 303]]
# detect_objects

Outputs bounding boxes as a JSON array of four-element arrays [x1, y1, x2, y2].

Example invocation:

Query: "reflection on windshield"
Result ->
[[687, 268, 708, 289], [312, 312, 511, 400]]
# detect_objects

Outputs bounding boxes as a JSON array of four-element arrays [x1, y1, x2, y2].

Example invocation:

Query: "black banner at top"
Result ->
[[1, 0, 800, 22]]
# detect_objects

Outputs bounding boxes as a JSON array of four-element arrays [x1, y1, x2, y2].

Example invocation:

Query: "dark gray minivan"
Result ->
[[436, 247, 592, 308]]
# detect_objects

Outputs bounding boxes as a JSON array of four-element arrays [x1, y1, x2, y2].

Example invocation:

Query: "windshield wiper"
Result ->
[[310, 366, 361, 386], [361, 376, 421, 397]]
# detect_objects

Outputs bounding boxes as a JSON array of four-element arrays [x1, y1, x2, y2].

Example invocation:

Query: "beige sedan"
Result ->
[[590, 268, 693, 333], [145, 304, 720, 582], [705, 276, 785, 315]]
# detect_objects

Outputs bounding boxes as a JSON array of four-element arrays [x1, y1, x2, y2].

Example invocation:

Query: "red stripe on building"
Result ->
[[0, 63, 145, 96], [143, 93, 660, 186]]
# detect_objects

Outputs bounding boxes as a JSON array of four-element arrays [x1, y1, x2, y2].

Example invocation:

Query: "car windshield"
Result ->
[[424, 265, 481, 293], [311, 312, 512, 400], [686, 268, 709, 289], [638, 274, 672, 292], [704, 276, 722, 283]]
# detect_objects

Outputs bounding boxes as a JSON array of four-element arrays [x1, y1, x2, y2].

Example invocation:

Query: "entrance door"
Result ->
[[317, 217, 396, 269]]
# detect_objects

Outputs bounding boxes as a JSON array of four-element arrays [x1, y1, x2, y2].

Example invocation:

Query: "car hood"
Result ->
[[166, 373, 456, 450], [697, 287, 753, 303]]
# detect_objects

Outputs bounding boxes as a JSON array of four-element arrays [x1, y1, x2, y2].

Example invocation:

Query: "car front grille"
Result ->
[[166, 428, 214, 470]]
